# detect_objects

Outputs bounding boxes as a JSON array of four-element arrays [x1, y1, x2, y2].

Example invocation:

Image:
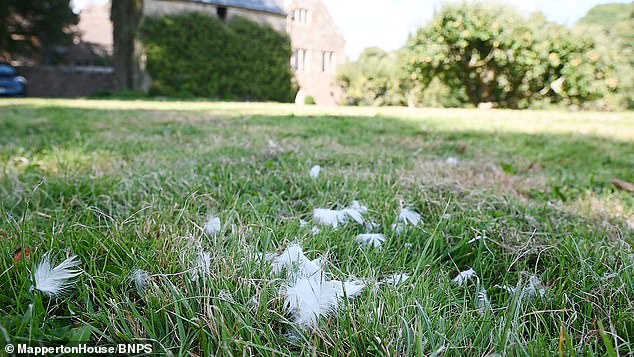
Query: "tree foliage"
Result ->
[[337, 48, 409, 106], [408, 3, 617, 108], [340, 3, 624, 109], [140, 13, 296, 102], [0, 0, 77, 63], [337, 47, 466, 107], [575, 2, 634, 109]]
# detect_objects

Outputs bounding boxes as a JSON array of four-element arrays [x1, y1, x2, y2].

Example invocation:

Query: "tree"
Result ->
[[111, 0, 147, 91], [408, 3, 617, 108], [337, 48, 409, 106], [0, 0, 77, 63], [576, 3, 634, 109]]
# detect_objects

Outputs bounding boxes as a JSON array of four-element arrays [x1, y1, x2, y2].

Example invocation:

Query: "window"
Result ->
[[321, 51, 336, 73], [292, 8, 309, 23], [291, 49, 310, 73], [217, 6, 227, 20]]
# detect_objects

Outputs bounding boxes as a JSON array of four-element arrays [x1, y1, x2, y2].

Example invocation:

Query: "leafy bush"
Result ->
[[304, 95, 316, 105], [408, 4, 617, 109], [337, 48, 410, 106], [140, 13, 297, 101], [338, 46, 471, 108], [575, 3, 634, 109], [340, 3, 622, 109]]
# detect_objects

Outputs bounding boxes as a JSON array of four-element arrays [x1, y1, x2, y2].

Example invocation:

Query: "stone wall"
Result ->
[[285, 0, 345, 105], [16, 66, 116, 97], [144, 0, 287, 32]]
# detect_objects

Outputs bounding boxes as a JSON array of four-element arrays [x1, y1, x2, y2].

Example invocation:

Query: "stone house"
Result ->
[[78, 0, 345, 104], [284, 0, 345, 105]]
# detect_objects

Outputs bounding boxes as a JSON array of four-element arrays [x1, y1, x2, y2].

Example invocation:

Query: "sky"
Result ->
[[73, 0, 632, 60]]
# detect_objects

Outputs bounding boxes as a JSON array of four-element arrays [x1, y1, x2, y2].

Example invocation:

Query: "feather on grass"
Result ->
[[453, 268, 477, 286], [32, 254, 82, 297], [313, 201, 367, 228], [355, 233, 386, 248], [310, 165, 321, 178], [204, 216, 221, 235], [130, 269, 151, 293], [384, 273, 410, 286], [269, 244, 365, 330]]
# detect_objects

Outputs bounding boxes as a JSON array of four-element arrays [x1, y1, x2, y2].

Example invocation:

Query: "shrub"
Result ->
[[140, 13, 297, 102], [304, 95, 316, 105], [337, 48, 409, 106], [408, 4, 617, 109]]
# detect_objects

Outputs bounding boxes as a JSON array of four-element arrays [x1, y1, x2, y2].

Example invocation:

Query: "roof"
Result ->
[[193, 0, 285, 15]]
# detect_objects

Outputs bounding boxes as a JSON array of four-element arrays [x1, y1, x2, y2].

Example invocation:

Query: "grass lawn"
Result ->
[[0, 99, 633, 356]]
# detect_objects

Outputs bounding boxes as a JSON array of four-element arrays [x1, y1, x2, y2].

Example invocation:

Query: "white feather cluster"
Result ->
[[312, 201, 367, 228], [269, 244, 365, 329], [32, 254, 82, 297]]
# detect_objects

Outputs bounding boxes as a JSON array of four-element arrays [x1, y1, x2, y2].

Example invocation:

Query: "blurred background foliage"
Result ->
[[338, 2, 633, 110], [141, 13, 297, 102], [0, 0, 77, 64]]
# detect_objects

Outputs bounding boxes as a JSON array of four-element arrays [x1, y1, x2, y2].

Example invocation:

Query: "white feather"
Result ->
[[313, 208, 347, 228], [495, 275, 546, 300], [384, 273, 410, 286], [33, 254, 82, 297], [130, 269, 151, 292], [193, 251, 212, 279], [398, 208, 421, 226], [269, 244, 365, 329], [452, 268, 477, 286], [342, 209, 364, 225], [446, 157, 459, 165], [526, 275, 546, 298], [313, 202, 366, 228], [348, 200, 368, 214], [310, 165, 321, 178], [340, 279, 366, 297], [270, 244, 323, 280], [204, 216, 221, 235], [283, 277, 365, 329], [495, 284, 517, 294], [364, 220, 381, 232], [355, 233, 386, 248], [476, 285, 490, 316], [392, 207, 422, 234], [283, 276, 341, 329], [391, 222, 405, 234]]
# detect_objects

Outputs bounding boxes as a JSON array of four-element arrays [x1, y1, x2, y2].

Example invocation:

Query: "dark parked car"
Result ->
[[0, 63, 27, 96]]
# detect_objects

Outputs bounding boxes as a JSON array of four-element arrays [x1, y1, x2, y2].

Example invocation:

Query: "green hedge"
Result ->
[[140, 13, 297, 101]]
